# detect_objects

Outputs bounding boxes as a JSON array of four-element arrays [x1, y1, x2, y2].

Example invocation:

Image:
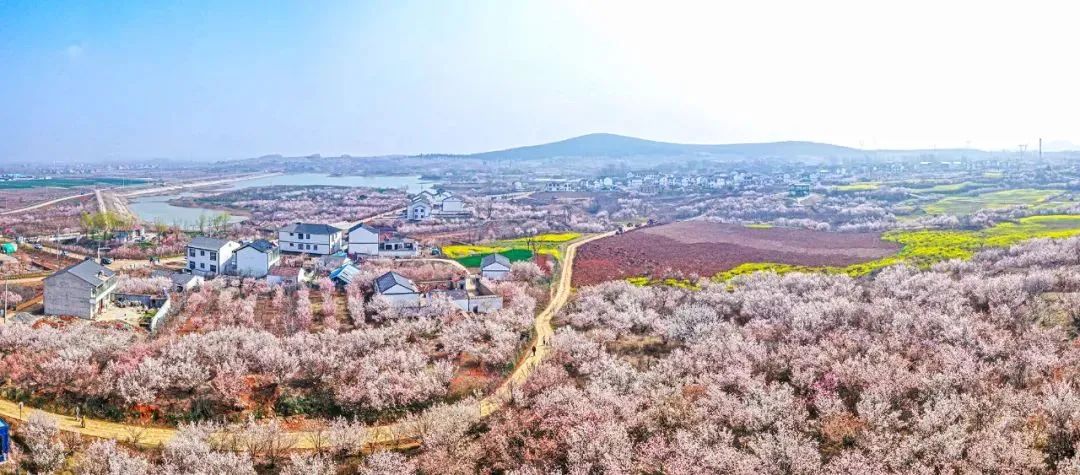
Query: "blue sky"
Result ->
[[2, 1, 1079, 162]]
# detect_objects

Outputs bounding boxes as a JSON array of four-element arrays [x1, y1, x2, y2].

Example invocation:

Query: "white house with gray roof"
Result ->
[[233, 239, 280, 277], [44, 259, 118, 319], [480, 254, 512, 280], [374, 271, 421, 305], [278, 222, 344, 255], [186, 236, 241, 277]]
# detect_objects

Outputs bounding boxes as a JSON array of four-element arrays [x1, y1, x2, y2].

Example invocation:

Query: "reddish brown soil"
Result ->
[[573, 221, 901, 286]]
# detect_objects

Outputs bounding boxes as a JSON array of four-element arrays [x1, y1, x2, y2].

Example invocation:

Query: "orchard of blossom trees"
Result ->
[[388, 235, 1080, 473], [0, 260, 540, 424]]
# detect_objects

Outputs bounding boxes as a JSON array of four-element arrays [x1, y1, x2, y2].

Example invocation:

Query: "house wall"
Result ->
[[44, 273, 114, 319], [482, 265, 511, 280], [278, 230, 341, 255], [442, 198, 465, 213], [348, 227, 379, 255], [234, 247, 274, 277], [380, 285, 421, 304], [407, 202, 431, 221], [186, 242, 240, 277], [451, 295, 503, 314]]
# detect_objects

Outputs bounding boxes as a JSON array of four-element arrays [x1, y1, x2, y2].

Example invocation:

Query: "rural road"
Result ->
[[0, 231, 615, 450], [0, 192, 94, 216]]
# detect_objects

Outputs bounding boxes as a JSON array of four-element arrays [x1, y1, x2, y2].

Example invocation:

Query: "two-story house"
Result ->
[[43, 259, 118, 319], [278, 223, 344, 255], [232, 239, 280, 277], [186, 236, 241, 277]]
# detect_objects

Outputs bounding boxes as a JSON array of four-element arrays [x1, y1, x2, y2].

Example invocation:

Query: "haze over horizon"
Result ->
[[3, 0, 1079, 163]]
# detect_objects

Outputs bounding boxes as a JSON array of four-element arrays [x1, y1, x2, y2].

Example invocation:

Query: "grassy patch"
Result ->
[[834, 182, 881, 192], [744, 223, 774, 229], [923, 188, 1064, 215], [716, 214, 1080, 281], [626, 276, 700, 289], [444, 232, 581, 267]]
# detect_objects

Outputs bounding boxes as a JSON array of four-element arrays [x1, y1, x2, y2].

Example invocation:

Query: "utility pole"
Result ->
[[1039, 138, 1043, 160]]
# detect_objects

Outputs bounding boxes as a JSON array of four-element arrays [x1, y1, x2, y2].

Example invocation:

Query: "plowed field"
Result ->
[[573, 221, 901, 286]]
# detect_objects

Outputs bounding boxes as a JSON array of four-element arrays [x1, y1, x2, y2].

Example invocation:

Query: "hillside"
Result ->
[[464, 133, 867, 160]]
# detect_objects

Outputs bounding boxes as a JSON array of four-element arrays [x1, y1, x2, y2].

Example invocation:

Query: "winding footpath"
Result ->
[[0, 231, 614, 449]]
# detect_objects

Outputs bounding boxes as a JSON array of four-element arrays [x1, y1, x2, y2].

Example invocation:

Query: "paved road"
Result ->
[[0, 231, 615, 449]]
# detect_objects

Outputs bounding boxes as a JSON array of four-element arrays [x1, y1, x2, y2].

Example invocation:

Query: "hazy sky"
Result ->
[[2, 0, 1078, 162]]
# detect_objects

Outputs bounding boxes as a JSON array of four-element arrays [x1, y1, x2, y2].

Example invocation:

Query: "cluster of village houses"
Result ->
[[41, 190, 510, 321]]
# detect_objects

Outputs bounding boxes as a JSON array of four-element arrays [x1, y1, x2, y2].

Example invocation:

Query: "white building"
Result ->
[[186, 237, 241, 277], [233, 239, 280, 278], [407, 190, 469, 221], [374, 271, 421, 305], [347, 224, 380, 255], [43, 259, 117, 319], [278, 223, 344, 255], [480, 254, 511, 280]]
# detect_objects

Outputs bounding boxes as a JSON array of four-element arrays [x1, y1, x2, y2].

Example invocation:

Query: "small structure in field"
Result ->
[[43, 258, 117, 319], [429, 276, 504, 314], [267, 266, 309, 287], [480, 253, 511, 280], [170, 272, 203, 292], [329, 263, 362, 286], [374, 271, 421, 305]]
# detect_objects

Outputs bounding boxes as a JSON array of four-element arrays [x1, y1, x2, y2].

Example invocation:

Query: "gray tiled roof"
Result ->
[[189, 236, 233, 251], [279, 222, 342, 235], [375, 271, 417, 293], [49, 258, 114, 286], [481, 253, 511, 268], [240, 239, 276, 253]]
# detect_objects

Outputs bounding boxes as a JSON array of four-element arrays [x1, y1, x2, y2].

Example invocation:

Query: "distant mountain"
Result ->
[[462, 133, 867, 161]]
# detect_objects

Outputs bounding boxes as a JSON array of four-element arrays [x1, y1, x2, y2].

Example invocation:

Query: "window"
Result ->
[[209, 252, 217, 260], [210, 264, 217, 272], [289, 232, 294, 237], [200, 250, 205, 257], [188, 248, 195, 257], [200, 263, 205, 269], [188, 262, 195, 270]]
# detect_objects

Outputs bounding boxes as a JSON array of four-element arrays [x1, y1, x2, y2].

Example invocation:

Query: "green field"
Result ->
[[0, 177, 148, 189], [715, 214, 1080, 281], [442, 232, 581, 267], [923, 189, 1064, 215], [834, 182, 881, 192]]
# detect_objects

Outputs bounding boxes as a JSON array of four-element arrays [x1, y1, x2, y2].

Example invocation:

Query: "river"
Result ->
[[128, 173, 434, 228]]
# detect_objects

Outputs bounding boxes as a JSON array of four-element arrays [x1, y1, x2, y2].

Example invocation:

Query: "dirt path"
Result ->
[[0, 232, 613, 449], [0, 192, 94, 216]]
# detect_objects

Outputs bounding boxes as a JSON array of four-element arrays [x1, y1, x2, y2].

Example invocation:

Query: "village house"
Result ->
[[429, 276, 504, 314], [43, 258, 117, 319], [407, 190, 470, 221], [278, 222, 344, 255], [186, 236, 241, 277], [480, 253, 512, 280], [267, 266, 309, 287], [329, 263, 362, 286], [347, 224, 421, 257], [347, 223, 381, 255], [232, 239, 280, 278], [374, 271, 422, 305]]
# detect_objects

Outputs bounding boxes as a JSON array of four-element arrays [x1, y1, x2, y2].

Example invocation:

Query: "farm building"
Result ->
[[481, 254, 512, 280], [330, 263, 362, 286], [429, 276, 504, 314], [268, 267, 309, 287], [43, 258, 117, 319], [347, 223, 381, 255], [375, 271, 421, 305]]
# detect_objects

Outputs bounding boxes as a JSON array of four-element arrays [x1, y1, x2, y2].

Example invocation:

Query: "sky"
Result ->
[[2, 0, 1079, 162]]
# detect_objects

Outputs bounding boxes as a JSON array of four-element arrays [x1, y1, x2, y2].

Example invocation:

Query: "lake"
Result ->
[[129, 173, 434, 228]]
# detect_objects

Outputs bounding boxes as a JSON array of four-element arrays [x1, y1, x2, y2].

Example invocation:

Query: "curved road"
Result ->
[[0, 231, 614, 449]]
